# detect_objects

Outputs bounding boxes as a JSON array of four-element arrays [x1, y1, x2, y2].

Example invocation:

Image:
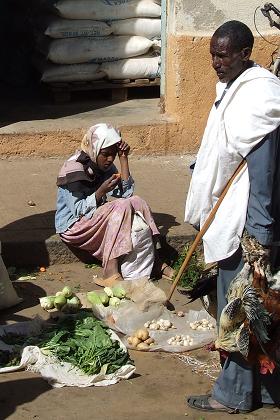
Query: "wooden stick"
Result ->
[[166, 159, 246, 304]]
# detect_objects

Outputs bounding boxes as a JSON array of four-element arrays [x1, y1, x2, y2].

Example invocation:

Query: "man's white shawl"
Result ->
[[185, 66, 280, 263]]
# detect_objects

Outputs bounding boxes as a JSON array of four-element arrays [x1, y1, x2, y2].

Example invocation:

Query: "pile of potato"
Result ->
[[127, 328, 155, 350]]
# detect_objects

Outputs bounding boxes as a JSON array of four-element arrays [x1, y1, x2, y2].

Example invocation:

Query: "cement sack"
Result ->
[[52, 0, 161, 20], [47, 35, 155, 64], [110, 18, 161, 39], [101, 54, 160, 79], [45, 18, 112, 38], [0, 242, 22, 310], [120, 211, 155, 280], [40, 62, 105, 82]]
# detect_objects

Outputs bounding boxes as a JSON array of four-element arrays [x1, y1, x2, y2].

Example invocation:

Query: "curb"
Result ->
[[1, 233, 196, 268]]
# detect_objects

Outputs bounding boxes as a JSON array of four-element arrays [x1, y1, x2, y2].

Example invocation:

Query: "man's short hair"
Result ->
[[213, 20, 254, 52]]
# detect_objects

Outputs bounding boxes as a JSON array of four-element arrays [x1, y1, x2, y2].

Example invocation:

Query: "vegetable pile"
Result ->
[[144, 319, 176, 331], [127, 328, 155, 350], [190, 319, 214, 331], [167, 334, 194, 347], [87, 285, 127, 307], [0, 313, 133, 375], [39, 286, 81, 313]]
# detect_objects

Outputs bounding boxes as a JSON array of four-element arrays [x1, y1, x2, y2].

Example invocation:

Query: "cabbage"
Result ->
[[87, 291, 102, 306], [104, 287, 113, 297], [62, 296, 81, 313], [54, 295, 67, 310], [112, 285, 126, 299], [40, 296, 55, 310], [99, 292, 110, 306], [109, 297, 121, 307], [61, 286, 73, 298]]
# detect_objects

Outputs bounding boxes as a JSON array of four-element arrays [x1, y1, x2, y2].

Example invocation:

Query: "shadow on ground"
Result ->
[[0, 377, 51, 419], [0, 281, 46, 325], [0, 210, 181, 267]]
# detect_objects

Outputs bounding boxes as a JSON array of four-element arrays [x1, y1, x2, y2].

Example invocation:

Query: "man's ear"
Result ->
[[241, 47, 252, 61]]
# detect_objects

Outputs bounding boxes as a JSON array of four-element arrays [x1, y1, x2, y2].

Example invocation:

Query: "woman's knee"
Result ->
[[128, 195, 147, 207]]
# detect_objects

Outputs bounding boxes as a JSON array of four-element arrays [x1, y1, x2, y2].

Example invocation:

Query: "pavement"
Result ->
[[0, 97, 170, 134], [0, 155, 197, 267]]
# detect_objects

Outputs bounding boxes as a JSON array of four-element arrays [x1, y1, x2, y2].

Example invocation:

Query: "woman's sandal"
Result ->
[[186, 395, 250, 414], [94, 273, 123, 287]]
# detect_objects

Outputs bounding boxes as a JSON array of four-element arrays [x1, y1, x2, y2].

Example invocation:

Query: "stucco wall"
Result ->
[[164, 0, 280, 152]]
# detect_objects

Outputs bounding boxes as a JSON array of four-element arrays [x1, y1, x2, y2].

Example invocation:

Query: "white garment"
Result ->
[[185, 66, 280, 263]]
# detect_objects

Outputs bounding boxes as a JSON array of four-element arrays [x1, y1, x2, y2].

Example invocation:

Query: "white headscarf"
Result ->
[[81, 123, 121, 162]]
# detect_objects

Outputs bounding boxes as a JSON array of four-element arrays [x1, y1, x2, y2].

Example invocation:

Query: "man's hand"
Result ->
[[117, 141, 130, 158]]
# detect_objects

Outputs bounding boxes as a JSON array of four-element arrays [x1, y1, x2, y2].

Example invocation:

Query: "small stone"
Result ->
[[27, 200, 36, 207]]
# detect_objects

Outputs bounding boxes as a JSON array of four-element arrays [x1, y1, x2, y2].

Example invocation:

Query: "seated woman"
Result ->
[[55, 123, 173, 286]]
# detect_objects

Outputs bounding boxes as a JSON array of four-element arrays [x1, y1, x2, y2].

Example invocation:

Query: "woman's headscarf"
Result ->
[[81, 123, 121, 163], [57, 123, 121, 187]]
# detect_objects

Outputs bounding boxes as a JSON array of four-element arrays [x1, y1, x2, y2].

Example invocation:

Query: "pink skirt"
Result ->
[[60, 195, 159, 267]]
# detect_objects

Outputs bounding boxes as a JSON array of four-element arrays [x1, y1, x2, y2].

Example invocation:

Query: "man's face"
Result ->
[[210, 35, 249, 83]]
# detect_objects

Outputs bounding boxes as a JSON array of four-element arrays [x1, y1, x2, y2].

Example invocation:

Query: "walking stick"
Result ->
[[165, 159, 246, 305]]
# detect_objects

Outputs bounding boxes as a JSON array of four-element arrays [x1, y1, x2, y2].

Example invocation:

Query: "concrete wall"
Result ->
[[164, 0, 280, 152]]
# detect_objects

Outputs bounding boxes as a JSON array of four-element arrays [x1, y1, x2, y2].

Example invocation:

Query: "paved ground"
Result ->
[[0, 98, 170, 134], [0, 155, 196, 267]]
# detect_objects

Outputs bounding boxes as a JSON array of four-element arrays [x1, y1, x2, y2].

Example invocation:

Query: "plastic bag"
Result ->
[[86, 278, 217, 352], [0, 242, 22, 310], [52, 0, 161, 21], [47, 35, 155, 64], [45, 18, 112, 38], [110, 18, 161, 39], [101, 54, 160, 80], [120, 211, 155, 280]]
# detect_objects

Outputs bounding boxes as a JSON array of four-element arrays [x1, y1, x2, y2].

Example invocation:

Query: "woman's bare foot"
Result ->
[[161, 263, 175, 279]]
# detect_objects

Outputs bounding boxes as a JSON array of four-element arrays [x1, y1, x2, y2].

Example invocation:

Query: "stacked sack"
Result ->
[[34, 0, 161, 83]]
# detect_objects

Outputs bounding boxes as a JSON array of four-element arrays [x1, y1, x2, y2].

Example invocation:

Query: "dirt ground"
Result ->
[[0, 263, 279, 420]]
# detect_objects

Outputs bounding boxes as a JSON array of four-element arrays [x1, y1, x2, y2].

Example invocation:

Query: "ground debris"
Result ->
[[177, 353, 221, 381]]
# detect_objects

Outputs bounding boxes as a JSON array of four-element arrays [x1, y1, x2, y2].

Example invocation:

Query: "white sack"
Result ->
[[52, 0, 161, 20], [0, 242, 22, 310], [101, 54, 160, 79], [110, 18, 161, 39], [120, 211, 155, 280], [47, 35, 154, 64], [45, 18, 112, 38], [40, 62, 105, 82]]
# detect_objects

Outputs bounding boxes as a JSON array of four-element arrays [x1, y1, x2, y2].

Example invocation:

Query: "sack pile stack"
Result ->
[[34, 0, 162, 83]]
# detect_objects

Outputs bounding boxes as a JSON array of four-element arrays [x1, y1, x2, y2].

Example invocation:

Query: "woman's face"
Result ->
[[96, 144, 118, 171]]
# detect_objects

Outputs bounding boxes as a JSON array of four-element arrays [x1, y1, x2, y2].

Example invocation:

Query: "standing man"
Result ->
[[185, 20, 280, 413]]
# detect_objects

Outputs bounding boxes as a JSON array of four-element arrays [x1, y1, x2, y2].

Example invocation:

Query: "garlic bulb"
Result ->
[[190, 319, 214, 330], [167, 334, 194, 347]]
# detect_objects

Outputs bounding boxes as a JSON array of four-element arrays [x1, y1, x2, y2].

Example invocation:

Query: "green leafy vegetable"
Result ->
[[172, 244, 204, 290], [25, 313, 133, 375]]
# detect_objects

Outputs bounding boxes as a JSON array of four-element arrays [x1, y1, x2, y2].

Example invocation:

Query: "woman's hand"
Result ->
[[117, 141, 130, 158], [95, 174, 121, 202]]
